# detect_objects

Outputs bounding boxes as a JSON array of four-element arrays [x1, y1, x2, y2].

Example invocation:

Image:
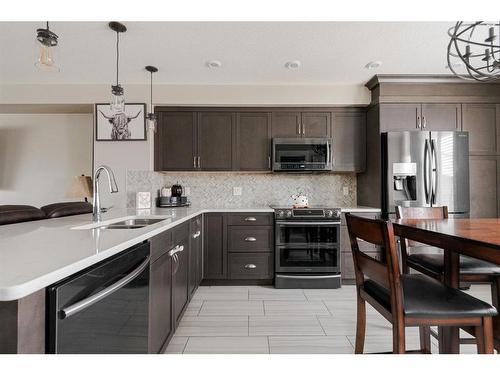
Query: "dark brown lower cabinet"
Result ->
[[149, 251, 173, 354], [172, 223, 190, 327], [204, 213, 228, 279], [189, 215, 202, 297]]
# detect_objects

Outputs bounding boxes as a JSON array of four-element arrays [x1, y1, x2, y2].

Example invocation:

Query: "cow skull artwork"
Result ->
[[99, 110, 142, 140]]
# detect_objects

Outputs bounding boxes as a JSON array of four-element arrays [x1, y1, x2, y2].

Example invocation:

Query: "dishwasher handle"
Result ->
[[60, 255, 151, 319]]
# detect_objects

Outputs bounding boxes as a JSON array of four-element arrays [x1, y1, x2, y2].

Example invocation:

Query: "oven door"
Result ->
[[276, 245, 340, 273], [275, 221, 340, 247]]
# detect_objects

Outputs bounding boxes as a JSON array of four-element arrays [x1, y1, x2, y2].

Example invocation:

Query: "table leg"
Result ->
[[492, 276, 499, 351], [439, 249, 460, 354]]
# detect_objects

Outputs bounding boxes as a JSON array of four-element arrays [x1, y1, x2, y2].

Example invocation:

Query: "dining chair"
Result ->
[[345, 213, 497, 354], [395, 206, 500, 349]]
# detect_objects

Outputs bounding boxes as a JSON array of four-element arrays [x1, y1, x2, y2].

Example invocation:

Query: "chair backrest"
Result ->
[[345, 213, 404, 315], [395, 206, 448, 220]]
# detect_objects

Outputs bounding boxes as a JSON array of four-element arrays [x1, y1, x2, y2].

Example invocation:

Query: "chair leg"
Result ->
[[355, 295, 366, 354], [392, 323, 406, 354], [475, 318, 494, 354], [419, 326, 431, 353]]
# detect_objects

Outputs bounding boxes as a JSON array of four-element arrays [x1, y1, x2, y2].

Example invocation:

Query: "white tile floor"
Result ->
[[165, 284, 495, 354]]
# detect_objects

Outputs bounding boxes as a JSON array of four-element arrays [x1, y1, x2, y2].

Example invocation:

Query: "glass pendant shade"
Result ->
[[35, 22, 59, 72], [147, 113, 157, 133], [110, 90, 125, 113]]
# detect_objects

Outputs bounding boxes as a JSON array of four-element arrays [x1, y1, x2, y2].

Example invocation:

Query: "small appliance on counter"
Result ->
[[156, 183, 190, 207]]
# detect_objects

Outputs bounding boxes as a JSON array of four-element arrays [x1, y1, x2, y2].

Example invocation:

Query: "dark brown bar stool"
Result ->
[[395, 206, 500, 348], [345, 213, 497, 354]]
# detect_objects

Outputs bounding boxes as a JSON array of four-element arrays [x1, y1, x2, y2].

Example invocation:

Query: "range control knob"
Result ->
[[285, 210, 292, 217], [276, 210, 284, 218], [325, 210, 334, 217]]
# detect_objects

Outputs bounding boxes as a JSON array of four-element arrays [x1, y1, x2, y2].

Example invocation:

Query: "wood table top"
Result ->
[[393, 218, 500, 252]]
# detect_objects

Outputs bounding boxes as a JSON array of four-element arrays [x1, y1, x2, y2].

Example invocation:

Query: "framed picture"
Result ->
[[95, 103, 147, 141]]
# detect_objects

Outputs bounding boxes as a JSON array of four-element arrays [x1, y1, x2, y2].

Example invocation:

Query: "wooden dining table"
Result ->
[[392, 218, 500, 354]]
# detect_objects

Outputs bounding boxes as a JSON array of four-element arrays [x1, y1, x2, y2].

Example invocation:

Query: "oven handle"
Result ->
[[60, 255, 151, 320], [275, 221, 340, 226], [276, 274, 341, 279]]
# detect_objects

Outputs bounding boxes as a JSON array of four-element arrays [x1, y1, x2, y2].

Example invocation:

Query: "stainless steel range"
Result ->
[[272, 206, 342, 289]]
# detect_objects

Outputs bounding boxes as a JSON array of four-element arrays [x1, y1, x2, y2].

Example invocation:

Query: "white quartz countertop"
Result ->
[[0, 205, 378, 301]]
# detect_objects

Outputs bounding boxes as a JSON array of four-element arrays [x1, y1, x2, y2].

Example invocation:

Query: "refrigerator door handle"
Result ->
[[423, 139, 431, 204], [431, 139, 438, 205]]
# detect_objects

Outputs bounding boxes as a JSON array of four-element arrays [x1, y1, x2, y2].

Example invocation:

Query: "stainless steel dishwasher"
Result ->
[[46, 242, 150, 353]]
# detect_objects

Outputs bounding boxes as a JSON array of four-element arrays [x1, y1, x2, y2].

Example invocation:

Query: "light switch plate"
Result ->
[[233, 187, 242, 196], [343, 186, 349, 196]]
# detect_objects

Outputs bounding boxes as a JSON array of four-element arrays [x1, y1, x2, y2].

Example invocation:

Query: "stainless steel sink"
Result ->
[[102, 218, 166, 229]]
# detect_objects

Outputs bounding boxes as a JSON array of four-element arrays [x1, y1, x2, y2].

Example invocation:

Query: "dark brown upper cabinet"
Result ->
[[236, 112, 272, 170], [332, 111, 366, 172], [379, 103, 460, 132], [462, 103, 499, 155], [271, 111, 330, 138], [197, 112, 235, 170], [154, 111, 197, 171], [301, 112, 331, 137]]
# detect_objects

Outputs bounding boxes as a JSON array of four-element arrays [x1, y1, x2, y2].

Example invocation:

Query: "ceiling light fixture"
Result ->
[[35, 21, 59, 72], [109, 21, 127, 113], [365, 60, 383, 70], [285, 60, 301, 70], [145, 65, 158, 133], [206, 60, 222, 68], [447, 21, 500, 82]]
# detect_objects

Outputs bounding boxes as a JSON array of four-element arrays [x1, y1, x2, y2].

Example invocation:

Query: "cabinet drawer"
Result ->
[[228, 253, 273, 279], [150, 230, 173, 263], [227, 213, 272, 226], [228, 226, 272, 252]]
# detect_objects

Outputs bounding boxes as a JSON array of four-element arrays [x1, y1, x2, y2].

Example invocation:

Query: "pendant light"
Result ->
[[35, 22, 59, 72], [145, 65, 158, 132], [108, 22, 127, 113]]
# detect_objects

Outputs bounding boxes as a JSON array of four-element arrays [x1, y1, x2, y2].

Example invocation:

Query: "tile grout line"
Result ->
[[181, 337, 190, 354], [267, 336, 271, 354], [316, 314, 328, 336], [322, 299, 334, 317]]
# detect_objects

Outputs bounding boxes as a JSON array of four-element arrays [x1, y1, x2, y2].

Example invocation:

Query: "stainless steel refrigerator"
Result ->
[[381, 131, 470, 218]]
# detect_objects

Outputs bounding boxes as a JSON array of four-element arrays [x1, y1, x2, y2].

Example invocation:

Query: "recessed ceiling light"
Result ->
[[285, 60, 302, 70], [365, 61, 383, 70], [206, 60, 222, 68]]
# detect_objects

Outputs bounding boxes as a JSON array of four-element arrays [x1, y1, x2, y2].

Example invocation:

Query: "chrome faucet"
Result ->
[[92, 165, 118, 222]]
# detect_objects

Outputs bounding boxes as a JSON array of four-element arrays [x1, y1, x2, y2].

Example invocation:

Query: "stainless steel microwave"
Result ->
[[272, 138, 333, 172]]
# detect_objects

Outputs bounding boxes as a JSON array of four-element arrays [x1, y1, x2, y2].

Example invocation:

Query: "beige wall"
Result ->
[[0, 114, 93, 207]]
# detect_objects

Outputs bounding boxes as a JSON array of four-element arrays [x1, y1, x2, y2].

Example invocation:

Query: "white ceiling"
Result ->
[[0, 22, 455, 85]]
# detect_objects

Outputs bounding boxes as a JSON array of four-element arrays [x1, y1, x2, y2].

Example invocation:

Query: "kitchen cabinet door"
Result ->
[[301, 112, 331, 137], [272, 111, 301, 138], [149, 249, 173, 353], [172, 225, 190, 327], [379, 104, 421, 132], [154, 111, 197, 171], [462, 104, 498, 155], [204, 213, 227, 279], [332, 111, 366, 172], [197, 112, 234, 170], [469, 155, 499, 218], [421, 103, 461, 131], [236, 112, 272, 170], [189, 215, 202, 297]]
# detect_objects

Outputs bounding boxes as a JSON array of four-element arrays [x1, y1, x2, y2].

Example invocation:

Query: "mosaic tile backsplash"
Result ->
[[126, 171, 356, 208]]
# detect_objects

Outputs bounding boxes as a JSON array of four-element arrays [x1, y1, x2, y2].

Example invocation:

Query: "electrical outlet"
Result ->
[[343, 186, 349, 196], [233, 187, 242, 196], [184, 186, 191, 195]]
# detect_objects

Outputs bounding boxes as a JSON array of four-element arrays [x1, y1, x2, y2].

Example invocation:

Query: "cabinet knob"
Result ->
[[192, 231, 201, 239], [244, 237, 257, 242], [244, 217, 257, 222], [244, 264, 257, 269]]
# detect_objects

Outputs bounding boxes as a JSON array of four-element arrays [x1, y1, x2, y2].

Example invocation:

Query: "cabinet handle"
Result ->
[[244, 217, 257, 222], [422, 116, 426, 129], [244, 237, 257, 242], [302, 123, 305, 135], [417, 116, 421, 129], [193, 156, 197, 168], [268, 156, 271, 169], [197, 156, 201, 169], [192, 231, 201, 239], [297, 123, 301, 135], [244, 264, 257, 269], [168, 245, 184, 257]]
